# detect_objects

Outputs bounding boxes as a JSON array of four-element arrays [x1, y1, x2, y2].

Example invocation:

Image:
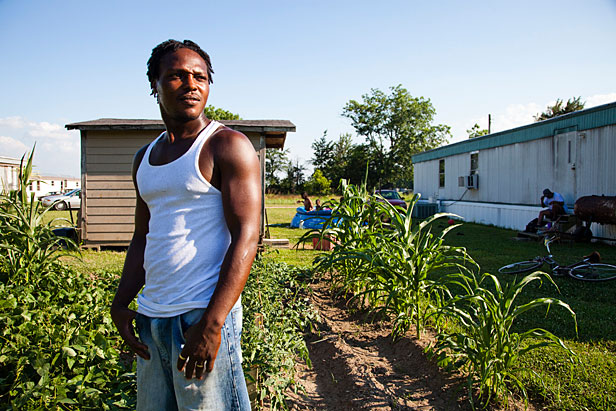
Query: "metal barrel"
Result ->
[[574, 195, 616, 225]]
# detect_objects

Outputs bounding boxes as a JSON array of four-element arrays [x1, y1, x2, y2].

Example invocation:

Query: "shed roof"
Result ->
[[412, 101, 616, 164], [65, 118, 296, 149], [0, 156, 21, 166]]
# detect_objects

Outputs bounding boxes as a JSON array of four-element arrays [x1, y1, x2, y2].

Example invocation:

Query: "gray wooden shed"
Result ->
[[66, 118, 295, 248]]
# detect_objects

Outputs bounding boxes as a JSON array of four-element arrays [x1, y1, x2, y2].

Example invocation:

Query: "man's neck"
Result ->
[[162, 114, 210, 143]]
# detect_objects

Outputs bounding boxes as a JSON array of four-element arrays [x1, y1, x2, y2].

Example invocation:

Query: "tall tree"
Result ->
[[280, 158, 306, 194], [265, 148, 289, 190], [534, 97, 585, 121], [311, 131, 334, 173], [311, 131, 355, 191], [342, 85, 450, 187], [467, 123, 489, 138], [204, 106, 242, 120]]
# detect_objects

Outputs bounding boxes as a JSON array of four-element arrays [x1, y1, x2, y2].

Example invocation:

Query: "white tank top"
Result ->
[[135, 121, 235, 317]]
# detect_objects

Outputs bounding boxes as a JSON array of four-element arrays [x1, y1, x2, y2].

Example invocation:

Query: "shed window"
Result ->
[[439, 159, 445, 188], [470, 152, 478, 175]]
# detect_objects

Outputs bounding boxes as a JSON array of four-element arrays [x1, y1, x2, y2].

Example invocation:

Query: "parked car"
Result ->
[[375, 189, 407, 209], [37, 191, 59, 201], [41, 188, 81, 210]]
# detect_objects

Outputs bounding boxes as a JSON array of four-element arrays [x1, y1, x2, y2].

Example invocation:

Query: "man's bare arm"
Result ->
[[178, 129, 261, 379], [111, 146, 151, 360]]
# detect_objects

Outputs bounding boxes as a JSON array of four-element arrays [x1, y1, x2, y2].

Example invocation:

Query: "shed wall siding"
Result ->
[[82, 129, 265, 247], [83, 129, 158, 246]]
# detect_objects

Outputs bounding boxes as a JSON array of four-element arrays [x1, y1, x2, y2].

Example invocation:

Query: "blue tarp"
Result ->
[[290, 207, 335, 229]]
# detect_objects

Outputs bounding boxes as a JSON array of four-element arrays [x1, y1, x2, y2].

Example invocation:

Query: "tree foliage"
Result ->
[[304, 169, 331, 195], [467, 123, 489, 139], [204, 106, 242, 120], [342, 85, 450, 187], [266, 149, 307, 194], [534, 97, 585, 121], [265, 149, 289, 189], [280, 158, 306, 194], [311, 131, 364, 191]]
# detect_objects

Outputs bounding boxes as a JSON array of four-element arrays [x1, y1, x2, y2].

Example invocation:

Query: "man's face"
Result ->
[[153, 48, 210, 122]]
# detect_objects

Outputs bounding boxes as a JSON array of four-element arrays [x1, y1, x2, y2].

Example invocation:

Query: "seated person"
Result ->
[[297, 191, 313, 211], [538, 188, 568, 226], [315, 199, 322, 211]]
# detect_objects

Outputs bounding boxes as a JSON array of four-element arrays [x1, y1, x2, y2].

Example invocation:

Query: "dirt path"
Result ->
[[284, 280, 470, 411]]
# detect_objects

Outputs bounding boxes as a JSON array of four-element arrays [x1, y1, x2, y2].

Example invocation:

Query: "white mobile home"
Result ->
[[0, 156, 20, 193], [412, 102, 616, 239]]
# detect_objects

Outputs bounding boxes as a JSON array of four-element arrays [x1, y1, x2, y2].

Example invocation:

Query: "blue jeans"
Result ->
[[135, 306, 250, 411]]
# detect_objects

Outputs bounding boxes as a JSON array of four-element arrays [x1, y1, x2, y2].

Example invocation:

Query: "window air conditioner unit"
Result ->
[[458, 175, 478, 189]]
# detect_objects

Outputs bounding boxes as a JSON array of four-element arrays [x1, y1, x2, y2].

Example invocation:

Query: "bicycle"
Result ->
[[499, 236, 616, 282]]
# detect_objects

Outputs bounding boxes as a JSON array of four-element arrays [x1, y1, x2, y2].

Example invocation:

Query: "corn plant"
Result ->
[[307, 179, 387, 294], [428, 270, 577, 409], [360, 194, 477, 339], [0, 148, 77, 285], [306, 184, 476, 340]]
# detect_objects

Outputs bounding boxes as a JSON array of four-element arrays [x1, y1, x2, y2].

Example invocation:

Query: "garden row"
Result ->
[[299, 179, 578, 409]]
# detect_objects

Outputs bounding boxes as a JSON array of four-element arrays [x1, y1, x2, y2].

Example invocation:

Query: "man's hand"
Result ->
[[176, 322, 221, 380], [111, 305, 150, 360]]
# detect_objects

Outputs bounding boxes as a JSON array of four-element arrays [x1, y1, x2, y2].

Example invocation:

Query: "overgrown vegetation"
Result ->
[[242, 258, 318, 410], [0, 151, 134, 409]]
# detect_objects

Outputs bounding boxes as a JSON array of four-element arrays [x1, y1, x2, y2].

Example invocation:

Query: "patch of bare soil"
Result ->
[[284, 279, 470, 411]]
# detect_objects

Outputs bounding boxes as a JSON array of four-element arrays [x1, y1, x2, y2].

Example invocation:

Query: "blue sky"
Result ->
[[1, 0, 615, 177]]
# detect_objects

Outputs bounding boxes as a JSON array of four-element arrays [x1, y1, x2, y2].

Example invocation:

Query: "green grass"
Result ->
[[265, 194, 299, 206], [265, 204, 325, 267], [431, 221, 616, 409], [62, 250, 126, 276], [42, 209, 78, 227]]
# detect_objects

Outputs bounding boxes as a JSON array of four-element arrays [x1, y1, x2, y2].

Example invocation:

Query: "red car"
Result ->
[[375, 190, 407, 209]]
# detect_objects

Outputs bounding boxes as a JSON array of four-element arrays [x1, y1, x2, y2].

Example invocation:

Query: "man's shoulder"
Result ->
[[209, 125, 250, 145], [210, 126, 253, 149], [207, 125, 257, 164]]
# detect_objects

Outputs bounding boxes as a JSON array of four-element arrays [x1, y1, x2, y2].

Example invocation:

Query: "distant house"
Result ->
[[27, 176, 80, 199], [412, 101, 616, 239], [66, 118, 295, 248], [0, 156, 20, 193]]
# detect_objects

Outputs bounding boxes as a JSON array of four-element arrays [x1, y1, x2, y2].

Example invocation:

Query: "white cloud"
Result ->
[[0, 116, 27, 129], [463, 102, 542, 137], [586, 93, 616, 108], [0, 117, 79, 176], [0, 135, 29, 157], [461, 92, 616, 140]]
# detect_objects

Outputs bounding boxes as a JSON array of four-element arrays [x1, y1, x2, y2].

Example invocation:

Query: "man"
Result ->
[[538, 188, 568, 226], [297, 191, 313, 211], [111, 39, 260, 410]]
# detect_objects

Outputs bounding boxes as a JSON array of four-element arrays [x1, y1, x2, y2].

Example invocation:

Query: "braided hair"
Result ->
[[147, 39, 214, 96]]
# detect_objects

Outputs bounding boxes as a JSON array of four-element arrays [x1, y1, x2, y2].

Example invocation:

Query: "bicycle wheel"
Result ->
[[569, 263, 616, 282], [498, 260, 543, 275]]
